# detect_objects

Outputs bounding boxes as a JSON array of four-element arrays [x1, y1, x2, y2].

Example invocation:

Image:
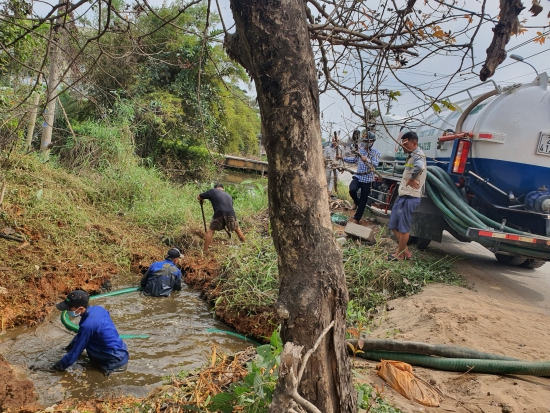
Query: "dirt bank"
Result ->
[[183, 252, 276, 341], [0, 355, 40, 412], [354, 283, 550, 412]]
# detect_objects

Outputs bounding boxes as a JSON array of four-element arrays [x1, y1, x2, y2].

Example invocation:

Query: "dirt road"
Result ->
[[430, 232, 550, 315]]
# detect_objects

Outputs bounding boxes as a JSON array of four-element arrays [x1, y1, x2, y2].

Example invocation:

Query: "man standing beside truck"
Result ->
[[338, 130, 381, 224], [388, 131, 427, 261]]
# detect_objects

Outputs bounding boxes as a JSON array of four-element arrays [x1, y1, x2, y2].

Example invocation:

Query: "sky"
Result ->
[[31, 0, 550, 136], [213, 0, 550, 137]]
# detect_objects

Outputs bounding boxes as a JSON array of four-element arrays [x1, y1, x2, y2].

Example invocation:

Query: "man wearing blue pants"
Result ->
[[52, 290, 129, 376], [339, 131, 381, 224], [388, 131, 427, 261]]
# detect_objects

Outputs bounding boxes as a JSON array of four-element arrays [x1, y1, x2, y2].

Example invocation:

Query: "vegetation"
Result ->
[[214, 224, 461, 326]]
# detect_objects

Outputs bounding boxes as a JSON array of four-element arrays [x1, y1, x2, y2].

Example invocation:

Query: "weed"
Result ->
[[356, 383, 402, 412], [217, 232, 278, 314], [209, 328, 282, 413], [343, 240, 461, 311]]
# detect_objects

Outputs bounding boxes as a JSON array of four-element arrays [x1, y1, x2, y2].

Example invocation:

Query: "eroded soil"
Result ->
[[0, 355, 40, 412]]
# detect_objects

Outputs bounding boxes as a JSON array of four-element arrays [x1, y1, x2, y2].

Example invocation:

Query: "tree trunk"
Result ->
[[225, 1, 356, 412], [40, 0, 65, 160], [24, 79, 41, 152]]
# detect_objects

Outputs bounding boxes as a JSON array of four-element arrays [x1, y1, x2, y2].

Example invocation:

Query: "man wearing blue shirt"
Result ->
[[140, 248, 184, 297], [52, 290, 129, 375], [339, 131, 381, 224]]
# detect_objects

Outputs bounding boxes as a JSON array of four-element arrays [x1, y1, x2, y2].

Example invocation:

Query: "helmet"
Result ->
[[361, 130, 376, 142]]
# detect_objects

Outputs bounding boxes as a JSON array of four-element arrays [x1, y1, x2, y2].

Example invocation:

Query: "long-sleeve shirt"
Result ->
[[140, 259, 182, 297], [343, 147, 381, 183], [59, 306, 128, 371]]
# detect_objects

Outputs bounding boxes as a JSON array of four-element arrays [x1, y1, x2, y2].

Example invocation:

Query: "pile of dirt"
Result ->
[[0, 355, 39, 412], [354, 283, 550, 412]]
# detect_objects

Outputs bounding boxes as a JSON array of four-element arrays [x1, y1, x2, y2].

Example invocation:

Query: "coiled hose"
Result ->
[[352, 350, 550, 376], [60, 287, 150, 339], [387, 165, 550, 259]]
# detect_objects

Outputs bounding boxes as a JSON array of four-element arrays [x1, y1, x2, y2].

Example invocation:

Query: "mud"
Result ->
[[0, 354, 39, 412], [0, 281, 251, 408]]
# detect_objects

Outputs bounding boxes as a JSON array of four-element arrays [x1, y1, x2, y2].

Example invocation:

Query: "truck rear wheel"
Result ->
[[494, 253, 526, 266], [407, 236, 431, 250], [520, 259, 546, 269]]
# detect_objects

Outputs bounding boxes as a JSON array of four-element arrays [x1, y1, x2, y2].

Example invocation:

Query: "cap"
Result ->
[[56, 290, 89, 311], [361, 131, 376, 141], [166, 248, 184, 260]]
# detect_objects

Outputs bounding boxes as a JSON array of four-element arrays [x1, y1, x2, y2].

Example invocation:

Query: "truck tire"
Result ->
[[416, 238, 431, 250], [407, 236, 431, 250], [494, 254, 526, 266], [520, 259, 546, 269]]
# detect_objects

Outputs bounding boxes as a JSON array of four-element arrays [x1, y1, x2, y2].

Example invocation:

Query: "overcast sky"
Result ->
[[213, 0, 550, 135]]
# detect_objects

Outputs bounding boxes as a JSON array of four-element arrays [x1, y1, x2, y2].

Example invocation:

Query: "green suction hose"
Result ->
[[60, 286, 149, 339], [207, 328, 262, 346], [353, 350, 550, 376], [383, 164, 550, 260], [347, 339, 518, 361]]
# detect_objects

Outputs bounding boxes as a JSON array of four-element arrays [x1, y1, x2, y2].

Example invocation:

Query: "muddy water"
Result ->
[[0, 285, 251, 406], [221, 169, 264, 184]]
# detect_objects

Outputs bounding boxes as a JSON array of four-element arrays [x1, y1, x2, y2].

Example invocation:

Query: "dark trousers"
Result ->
[[349, 178, 372, 221]]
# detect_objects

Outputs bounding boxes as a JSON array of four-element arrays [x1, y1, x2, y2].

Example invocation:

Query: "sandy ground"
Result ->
[[353, 282, 550, 413]]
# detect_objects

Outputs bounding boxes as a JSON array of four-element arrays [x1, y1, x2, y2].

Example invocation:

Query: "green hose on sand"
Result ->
[[60, 287, 149, 339], [348, 339, 550, 376], [353, 350, 550, 376]]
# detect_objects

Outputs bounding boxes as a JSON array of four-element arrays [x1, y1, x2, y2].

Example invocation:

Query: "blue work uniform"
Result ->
[[59, 306, 129, 373], [140, 259, 182, 297]]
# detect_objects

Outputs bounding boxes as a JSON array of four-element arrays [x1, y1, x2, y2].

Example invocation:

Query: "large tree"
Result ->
[[1, 0, 546, 410], [225, 1, 356, 411]]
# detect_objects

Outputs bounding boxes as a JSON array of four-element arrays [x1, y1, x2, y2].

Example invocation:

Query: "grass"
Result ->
[[343, 236, 462, 311], [218, 232, 278, 314]]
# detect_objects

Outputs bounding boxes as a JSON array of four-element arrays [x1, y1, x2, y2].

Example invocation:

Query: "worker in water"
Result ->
[[140, 248, 184, 297], [388, 131, 427, 261], [52, 290, 129, 375], [197, 183, 246, 253], [324, 132, 340, 196], [338, 130, 381, 224]]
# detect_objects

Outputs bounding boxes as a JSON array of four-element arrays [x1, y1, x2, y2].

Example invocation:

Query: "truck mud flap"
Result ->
[[410, 196, 446, 243]]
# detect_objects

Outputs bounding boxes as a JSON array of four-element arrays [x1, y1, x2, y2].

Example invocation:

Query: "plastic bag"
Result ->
[[330, 213, 348, 226], [376, 360, 440, 407]]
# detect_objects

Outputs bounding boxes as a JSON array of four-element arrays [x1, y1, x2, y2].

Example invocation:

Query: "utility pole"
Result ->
[[40, 0, 65, 160]]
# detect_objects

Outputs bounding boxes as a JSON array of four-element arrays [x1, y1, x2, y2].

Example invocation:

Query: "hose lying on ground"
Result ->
[[60, 286, 150, 339], [351, 349, 550, 376], [347, 339, 518, 361]]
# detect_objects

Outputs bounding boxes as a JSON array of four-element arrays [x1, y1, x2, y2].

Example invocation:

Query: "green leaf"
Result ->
[[209, 392, 236, 413], [432, 102, 441, 113]]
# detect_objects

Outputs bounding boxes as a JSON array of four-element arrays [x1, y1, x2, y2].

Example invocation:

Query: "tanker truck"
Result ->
[[369, 73, 550, 269]]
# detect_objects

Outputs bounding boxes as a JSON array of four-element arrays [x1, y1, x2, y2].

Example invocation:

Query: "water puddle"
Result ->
[[0, 285, 251, 406]]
